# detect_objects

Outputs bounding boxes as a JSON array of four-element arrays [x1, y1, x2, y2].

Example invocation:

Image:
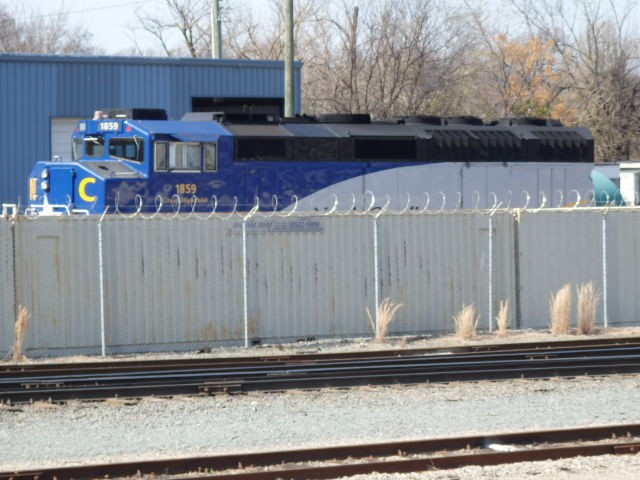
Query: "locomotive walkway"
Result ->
[[2, 337, 640, 404], [3, 423, 640, 479]]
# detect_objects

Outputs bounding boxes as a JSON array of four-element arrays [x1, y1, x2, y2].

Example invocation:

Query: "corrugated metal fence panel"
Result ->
[[102, 217, 245, 352], [8, 208, 640, 358], [517, 210, 603, 329], [0, 220, 15, 355], [248, 216, 374, 340], [13, 216, 102, 355], [603, 210, 640, 326], [378, 212, 515, 334]]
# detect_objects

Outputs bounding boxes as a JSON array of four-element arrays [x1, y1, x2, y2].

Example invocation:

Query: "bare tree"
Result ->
[[132, 0, 476, 119], [135, 0, 210, 57], [0, 3, 99, 55], [508, 0, 640, 162], [306, 0, 475, 117]]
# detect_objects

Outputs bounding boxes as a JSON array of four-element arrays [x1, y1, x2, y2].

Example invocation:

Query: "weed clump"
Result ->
[[495, 299, 510, 337], [366, 298, 403, 343], [453, 304, 479, 339], [577, 282, 600, 335], [13, 305, 31, 361], [549, 284, 572, 334]]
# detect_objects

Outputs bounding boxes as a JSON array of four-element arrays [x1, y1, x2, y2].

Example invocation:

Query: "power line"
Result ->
[[12, 0, 157, 21]]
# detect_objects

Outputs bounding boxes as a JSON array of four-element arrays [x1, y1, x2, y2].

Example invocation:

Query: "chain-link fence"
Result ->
[[1, 200, 637, 358]]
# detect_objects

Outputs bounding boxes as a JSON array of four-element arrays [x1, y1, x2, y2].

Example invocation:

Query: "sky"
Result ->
[[5, 0, 271, 55], [5, 0, 638, 56]]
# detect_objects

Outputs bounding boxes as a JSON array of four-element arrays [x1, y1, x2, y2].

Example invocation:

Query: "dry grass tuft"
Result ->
[[13, 305, 31, 361], [576, 282, 601, 335], [549, 284, 572, 334], [495, 299, 510, 337], [453, 304, 479, 339], [366, 298, 403, 343]]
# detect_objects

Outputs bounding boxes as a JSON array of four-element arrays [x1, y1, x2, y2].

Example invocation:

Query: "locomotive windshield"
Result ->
[[109, 137, 144, 163], [154, 141, 217, 172], [84, 136, 105, 158], [72, 138, 83, 161]]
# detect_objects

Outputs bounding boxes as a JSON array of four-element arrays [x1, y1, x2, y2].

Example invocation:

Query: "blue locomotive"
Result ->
[[27, 108, 604, 214]]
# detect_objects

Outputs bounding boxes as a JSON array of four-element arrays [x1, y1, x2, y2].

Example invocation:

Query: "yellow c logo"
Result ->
[[79, 177, 97, 202]]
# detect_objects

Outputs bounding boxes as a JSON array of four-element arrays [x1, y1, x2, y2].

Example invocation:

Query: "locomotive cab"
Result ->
[[27, 108, 229, 214]]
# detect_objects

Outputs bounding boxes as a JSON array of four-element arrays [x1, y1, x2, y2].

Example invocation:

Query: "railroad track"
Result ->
[[2, 337, 640, 403], [3, 423, 640, 480]]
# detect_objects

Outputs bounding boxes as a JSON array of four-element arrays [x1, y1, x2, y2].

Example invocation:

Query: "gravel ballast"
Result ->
[[4, 331, 640, 478], [2, 374, 640, 477]]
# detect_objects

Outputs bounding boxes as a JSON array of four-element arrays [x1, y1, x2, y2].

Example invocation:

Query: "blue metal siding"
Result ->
[[0, 54, 302, 204]]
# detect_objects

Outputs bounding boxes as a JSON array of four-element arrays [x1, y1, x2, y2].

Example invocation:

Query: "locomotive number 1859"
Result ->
[[175, 183, 197, 195]]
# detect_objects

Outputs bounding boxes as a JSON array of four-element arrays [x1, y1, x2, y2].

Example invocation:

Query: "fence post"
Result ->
[[98, 208, 109, 356], [371, 200, 389, 333], [242, 201, 259, 348], [9, 213, 17, 356], [488, 213, 494, 332], [602, 211, 608, 328]]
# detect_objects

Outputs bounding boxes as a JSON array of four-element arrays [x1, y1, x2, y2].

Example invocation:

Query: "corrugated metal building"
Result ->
[[0, 54, 302, 205]]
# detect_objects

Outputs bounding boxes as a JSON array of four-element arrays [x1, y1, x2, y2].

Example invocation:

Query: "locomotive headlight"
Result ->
[[40, 179, 50, 192], [40, 168, 50, 180]]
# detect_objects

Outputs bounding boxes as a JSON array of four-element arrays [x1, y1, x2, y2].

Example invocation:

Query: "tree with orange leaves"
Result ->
[[480, 33, 568, 119]]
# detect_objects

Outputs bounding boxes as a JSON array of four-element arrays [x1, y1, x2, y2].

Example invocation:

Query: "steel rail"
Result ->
[[4, 341, 640, 386], [3, 343, 640, 402], [3, 336, 640, 376], [2, 424, 640, 480]]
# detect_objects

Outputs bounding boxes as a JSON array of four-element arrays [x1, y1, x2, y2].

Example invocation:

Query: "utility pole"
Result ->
[[211, 0, 222, 59], [284, 0, 295, 118]]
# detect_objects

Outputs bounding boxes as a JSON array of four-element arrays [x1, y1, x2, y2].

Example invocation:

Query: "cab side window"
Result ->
[[171, 143, 200, 170], [155, 142, 168, 171], [153, 141, 217, 172], [204, 143, 217, 171]]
